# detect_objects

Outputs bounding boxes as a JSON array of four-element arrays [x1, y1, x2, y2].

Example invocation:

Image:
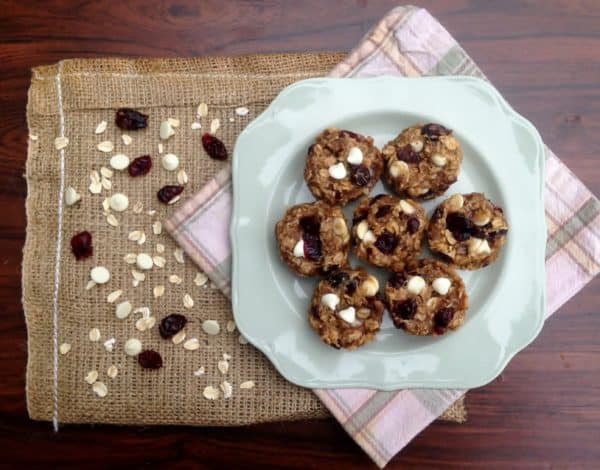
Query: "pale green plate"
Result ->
[[230, 76, 546, 390]]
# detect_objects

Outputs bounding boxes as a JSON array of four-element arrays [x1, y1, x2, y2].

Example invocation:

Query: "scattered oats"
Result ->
[[203, 385, 219, 400], [172, 329, 186, 344], [132, 201, 144, 214], [100, 166, 113, 178], [183, 293, 194, 309], [89, 181, 102, 194], [29, 134, 39, 141], [223, 353, 232, 361], [64, 187, 81, 206], [156, 243, 165, 253], [54, 136, 69, 150], [115, 301, 132, 319], [132, 279, 140, 288], [124, 338, 142, 356], [217, 360, 229, 375], [106, 289, 123, 303], [101, 177, 112, 190], [174, 248, 185, 264], [193, 366, 205, 377], [106, 214, 120, 227], [136, 253, 153, 270], [169, 274, 183, 284], [228, 117, 235, 123], [226, 320, 236, 333], [121, 134, 132, 145], [123, 253, 137, 264], [104, 337, 116, 352], [128, 230, 143, 242], [197, 102, 208, 117], [95, 120, 108, 134], [210, 118, 220, 134], [135, 317, 151, 331], [220, 381, 233, 399], [134, 306, 151, 318], [176, 169, 189, 185], [152, 255, 166, 268], [235, 106, 249, 116], [109, 193, 129, 212], [107, 365, 118, 379], [102, 198, 111, 212], [146, 316, 156, 329], [240, 381, 255, 390], [92, 381, 108, 398], [97, 140, 114, 153], [137, 232, 146, 245], [191, 122, 202, 130], [152, 221, 162, 235], [167, 195, 181, 205], [194, 272, 208, 287], [183, 338, 200, 350], [157, 143, 164, 154], [59, 342, 71, 355], [110, 153, 130, 170], [85, 279, 97, 290], [88, 328, 101, 342], [90, 170, 101, 183], [202, 320, 220, 336], [147, 209, 157, 216], [160, 120, 175, 140], [153, 285, 165, 298], [131, 269, 146, 281], [238, 334, 248, 345], [168, 117, 180, 128], [85, 370, 99, 384]]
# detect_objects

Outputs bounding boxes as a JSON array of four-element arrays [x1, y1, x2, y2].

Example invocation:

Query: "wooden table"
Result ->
[[1, 1, 598, 467]]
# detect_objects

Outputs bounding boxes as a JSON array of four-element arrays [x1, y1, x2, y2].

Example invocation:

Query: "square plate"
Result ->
[[230, 76, 546, 390]]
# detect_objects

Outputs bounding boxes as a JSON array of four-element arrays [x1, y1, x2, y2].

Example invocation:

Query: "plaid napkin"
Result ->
[[166, 6, 600, 467]]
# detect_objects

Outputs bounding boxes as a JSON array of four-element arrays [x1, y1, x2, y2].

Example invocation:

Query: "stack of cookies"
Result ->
[[275, 125, 509, 350]]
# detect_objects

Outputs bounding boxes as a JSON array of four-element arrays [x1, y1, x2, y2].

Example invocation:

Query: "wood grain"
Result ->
[[0, 0, 598, 467]]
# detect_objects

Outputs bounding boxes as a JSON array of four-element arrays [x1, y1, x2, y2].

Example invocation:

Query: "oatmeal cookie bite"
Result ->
[[427, 193, 509, 270], [304, 128, 384, 206], [309, 268, 385, 349], [382, 123, 462, 199], [351, 194, 426, 271], [385, 259, 468, 336], [275, 201, 350, 277]]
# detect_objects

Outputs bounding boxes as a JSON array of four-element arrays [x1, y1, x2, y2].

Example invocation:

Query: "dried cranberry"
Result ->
[[446, 213, 474, 241], [431, 207, 444, 221], [159, 314, 188, 339], [370, 194, 387, 205], [310, 305, 320, 318], [375, 205, 392, 218], [201, 133, 228, 160], [388, 272, 406, 288], [327, 270, 349, 288], [434, 307, 455, 327], [352, 210, 368, 225], [351, 165, 371, 186], [128, 155, 152, 177], [406, 217, 420, 234], [339, 129, 362, 141], [345, 278, 358, 295], [421, 123, 451, 140], [308, 144, 315, 155], [299, 215, 320, 235], [115, 108, 148, 130], [396, 145, 420, 163], [138, 350, 163, 369], [70, 231, 93, 260], [391, 298, 417, 327], [334, 190, 342, 202], [374, 231, 398, 254], [487, 229, 508, 242], [157, 185, 184, 204], [302, 232, 322, 261]]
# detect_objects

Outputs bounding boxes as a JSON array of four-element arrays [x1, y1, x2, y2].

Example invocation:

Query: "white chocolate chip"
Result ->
[[109, 193, 129, 212], [431, 154, 447, 167], [160, 120, 175, 140], [468, 237, 491, 256], [447, 194, 464, 211], [346, 146, 363, 165], [337, 306, 356, 324], [473, 210, 491, 227], [202, 320, 220, 335], [361, 275, 379, 297], [410, 140, 424, 152], [136, 253, 153, 270], [328, 162, 347, 180], [389, 160, 408, 178], [90, 266, 110, 284], [293, 239, 305, 258], [356, 220, 369, 240], [399, 199, 415, 215], [161, 153, 179, 171], [363, 230, 376, 243], [115, 301, 132, 319], [407, 276, 426, 295], [110, 154, 130, 170], [64, 187, 81, 206], [92, 381, 108, 398], [432, 277, 452, 295], [320, 293, 340, 310], [124, 338, 142, 356]]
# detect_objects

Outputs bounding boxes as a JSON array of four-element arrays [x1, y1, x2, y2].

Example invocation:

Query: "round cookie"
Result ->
[[275, 201, 350, 277], [382, 123, 462, 199], [427, 193, 509, 270], [351, 194, 427, 271], [308, 268, 385, 349], [384, 259, 468, 336], [304, 128, 384, 206]]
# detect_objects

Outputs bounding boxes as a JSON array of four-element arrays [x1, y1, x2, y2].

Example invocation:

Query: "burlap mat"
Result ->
[[23, 54, 465, 426]]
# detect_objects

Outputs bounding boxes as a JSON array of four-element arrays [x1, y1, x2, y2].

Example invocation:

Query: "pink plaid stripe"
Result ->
[[166, 6, 600, 468]]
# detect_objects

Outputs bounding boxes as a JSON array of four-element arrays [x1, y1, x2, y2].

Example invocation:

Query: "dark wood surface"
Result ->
[[1, 1, 599, 468]]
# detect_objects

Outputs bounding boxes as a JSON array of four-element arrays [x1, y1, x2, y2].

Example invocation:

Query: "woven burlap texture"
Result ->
[[23, 55, 465, 426]]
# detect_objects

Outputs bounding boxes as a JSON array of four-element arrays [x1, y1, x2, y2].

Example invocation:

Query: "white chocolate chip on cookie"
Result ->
[[293, 239, 305, 258], [337, 306, 356, 324], [346, 147, 364, 165], [432, 277, 452, 295], [321, 293, 340, 310], [328, 162, 347, 180], [407, 276, 426, 295]]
